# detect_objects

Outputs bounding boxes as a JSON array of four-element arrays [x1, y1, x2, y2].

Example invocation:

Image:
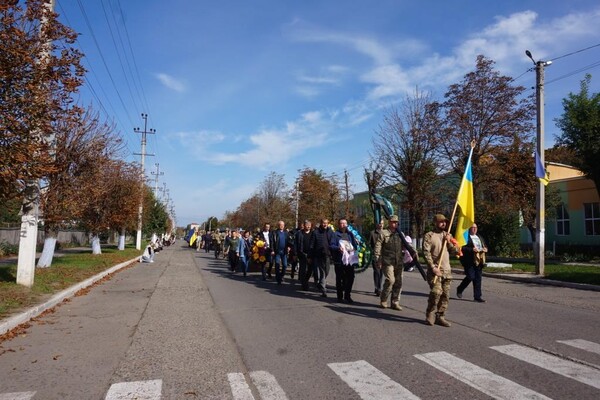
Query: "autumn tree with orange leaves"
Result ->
[[37, 110, 124, 266], [0, 0, 85, 207]]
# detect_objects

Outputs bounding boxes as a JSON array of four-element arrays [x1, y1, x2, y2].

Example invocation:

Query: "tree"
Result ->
[[256, 172, 293, 225], [371, 89, 442, 238], [545, 144, 578, 166], [438, 55, 535, 237], [0, 0, 85, 204], [294, 168, 342, 224], [104, 160, 142, 250], [555, 74, 600, 198], [482, 139, 560, 251], [143, 188, 170, 237], [37, 110, 123, 266]]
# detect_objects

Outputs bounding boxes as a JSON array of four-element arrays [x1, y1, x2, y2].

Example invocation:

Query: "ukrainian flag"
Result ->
[[454, 146, 475, 248], [189, 232, 197, 247]]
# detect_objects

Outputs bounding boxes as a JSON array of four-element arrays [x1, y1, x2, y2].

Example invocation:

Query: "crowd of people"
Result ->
[[189, 214, 488, 327]]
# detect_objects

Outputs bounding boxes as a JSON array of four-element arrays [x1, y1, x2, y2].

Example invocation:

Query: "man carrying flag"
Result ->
[[423, 141, 475, 327]]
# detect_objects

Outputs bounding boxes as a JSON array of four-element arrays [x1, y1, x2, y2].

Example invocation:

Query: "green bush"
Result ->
[[0, 240, 19, 257]]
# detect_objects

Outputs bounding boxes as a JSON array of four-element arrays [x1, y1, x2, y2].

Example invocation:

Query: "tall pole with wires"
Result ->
[[151, 163, 164, 199], [134, 113, 155, 250], [526, 50, 551, 276]]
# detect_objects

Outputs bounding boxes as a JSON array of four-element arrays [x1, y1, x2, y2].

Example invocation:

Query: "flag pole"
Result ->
[[434, 140, 476, 279]]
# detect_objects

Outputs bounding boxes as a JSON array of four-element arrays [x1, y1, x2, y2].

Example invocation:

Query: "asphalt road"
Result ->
[[0, 243, 599, 399]]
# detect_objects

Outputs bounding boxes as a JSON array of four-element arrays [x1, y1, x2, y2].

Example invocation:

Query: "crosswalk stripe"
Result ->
[[248, 371, 288, 400], [104, 379, 162, 400], [414, 352, 551, 400], [491, 344, 600, 390], [227, 373, 255, 400], [557, 339, 600, 356], [0, 393, 36, 400], [328, 360, 420, 400]]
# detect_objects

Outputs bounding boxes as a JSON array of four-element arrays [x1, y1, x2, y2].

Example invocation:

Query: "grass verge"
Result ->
[[0, 245, 140, 319], [486, 263, 600, 286]]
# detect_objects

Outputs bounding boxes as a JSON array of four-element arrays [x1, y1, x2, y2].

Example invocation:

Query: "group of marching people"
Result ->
[[193, 212, 488, 328], [205, 218, 361, 303]]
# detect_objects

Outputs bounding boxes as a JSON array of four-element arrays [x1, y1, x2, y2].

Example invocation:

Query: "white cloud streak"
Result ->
[[155, 73, 186, 92]]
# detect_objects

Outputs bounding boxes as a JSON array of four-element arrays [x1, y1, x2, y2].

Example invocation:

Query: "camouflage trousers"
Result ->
[[426, 275, 452, 315]]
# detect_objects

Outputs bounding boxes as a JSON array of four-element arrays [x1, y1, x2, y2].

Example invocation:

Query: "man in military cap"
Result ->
[[423, 214, 461, 327], [374, 215, 406, 310]]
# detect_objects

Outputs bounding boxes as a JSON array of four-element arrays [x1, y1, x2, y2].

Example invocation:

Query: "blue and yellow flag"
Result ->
[[535, 149, 549, 186], [454, 147, 475, 248], [189, 232, 197, 247]]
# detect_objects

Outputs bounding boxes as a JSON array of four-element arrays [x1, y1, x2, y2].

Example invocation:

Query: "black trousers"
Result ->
[[334, 263, 355, 300]]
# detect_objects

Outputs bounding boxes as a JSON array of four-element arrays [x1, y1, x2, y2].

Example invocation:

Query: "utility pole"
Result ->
[[294, 179, 300, 229], [17, 0, 55, 287], [134, 113, 155, 250], [151, 163, 164, 198], [344, 169, 350, 219], [526, 50, 551, 276]]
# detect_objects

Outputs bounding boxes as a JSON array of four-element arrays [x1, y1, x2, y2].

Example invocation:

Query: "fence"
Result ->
[[0, 228, 89, 246]]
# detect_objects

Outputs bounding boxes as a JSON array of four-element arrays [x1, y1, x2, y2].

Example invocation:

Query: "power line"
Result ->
[[75, 0, 136, 128], [99, 0, 141, 117], [546, 59, 600, 85], [549, 42, 600, 62], [115, 0, 152, 115], [56, 2, 134, 156]]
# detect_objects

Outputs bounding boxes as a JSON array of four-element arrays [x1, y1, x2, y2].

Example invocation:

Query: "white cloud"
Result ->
[[155, 73, 186, 92], [202, 112, 332, 168]]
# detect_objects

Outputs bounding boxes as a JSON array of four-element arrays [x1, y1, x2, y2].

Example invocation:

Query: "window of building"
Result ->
[[584, 202, 600, 236], [556, 204, 570, 236]]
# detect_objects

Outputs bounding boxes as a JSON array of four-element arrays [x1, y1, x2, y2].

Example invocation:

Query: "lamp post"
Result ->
[[526, 50, 552, 276]]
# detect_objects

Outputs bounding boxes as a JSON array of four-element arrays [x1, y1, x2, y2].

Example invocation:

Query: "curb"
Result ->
[[0, 257, 140, 336], [451, 268, 600, 292]]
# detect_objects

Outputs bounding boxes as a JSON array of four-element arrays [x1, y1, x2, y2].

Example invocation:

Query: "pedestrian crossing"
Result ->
[[1, 339, 598, 399]]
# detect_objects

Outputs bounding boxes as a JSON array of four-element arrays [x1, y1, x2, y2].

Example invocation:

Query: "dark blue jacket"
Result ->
[[330, 229, 358, 265]]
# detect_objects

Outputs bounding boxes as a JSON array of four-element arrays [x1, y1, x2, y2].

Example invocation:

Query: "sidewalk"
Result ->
[[451, 268, 600, 292]]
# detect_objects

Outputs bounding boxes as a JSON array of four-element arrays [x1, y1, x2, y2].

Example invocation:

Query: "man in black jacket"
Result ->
[[296, 220, 314, 291], [309, 218, 334, 297]]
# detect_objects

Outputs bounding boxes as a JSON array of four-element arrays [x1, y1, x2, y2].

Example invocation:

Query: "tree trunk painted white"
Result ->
[[37, 236, 57, 268], [91, 235, 102, 254], [118, 231, 125, 251]]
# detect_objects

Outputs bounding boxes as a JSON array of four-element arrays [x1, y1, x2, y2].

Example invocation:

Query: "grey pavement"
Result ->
[[0, 243, 250, 399]]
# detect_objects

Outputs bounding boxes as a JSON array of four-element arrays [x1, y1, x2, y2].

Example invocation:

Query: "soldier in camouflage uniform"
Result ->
[[423, 214, 461, 327], [374, 215, 405, 310]]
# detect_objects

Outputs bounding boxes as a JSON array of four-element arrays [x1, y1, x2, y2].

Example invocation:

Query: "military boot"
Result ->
[[435, 314, 451, 327], [390, 302, 402, 311], [425, 311, 435, 326]]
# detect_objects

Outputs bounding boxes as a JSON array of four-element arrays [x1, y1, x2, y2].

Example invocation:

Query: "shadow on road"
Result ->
[[197, 251, 428, 325]]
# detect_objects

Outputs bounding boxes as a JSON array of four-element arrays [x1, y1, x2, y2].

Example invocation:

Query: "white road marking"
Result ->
[[415, 351, 551, 400], [0, 393, 36, 400], [228, 372, 255, 400], [557, 339, 600, 355], [492, 344, 600, 390], [328, 360, 420, 400], [104, 379, 162, 400], [248, 371, 288, 400]]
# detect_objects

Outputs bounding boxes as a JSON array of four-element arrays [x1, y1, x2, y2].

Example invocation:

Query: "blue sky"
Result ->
[[55, 0, 600, 227]]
